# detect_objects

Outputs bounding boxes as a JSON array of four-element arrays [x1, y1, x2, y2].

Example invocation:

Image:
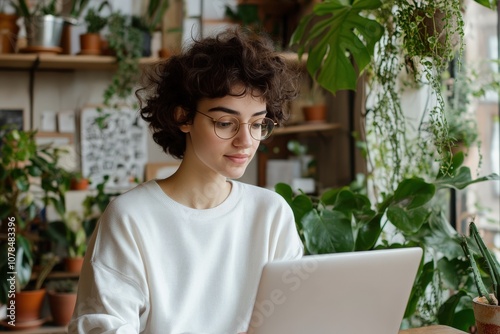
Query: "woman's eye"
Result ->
[[216, 121, 235, 128], [251, 123, 263, 130]]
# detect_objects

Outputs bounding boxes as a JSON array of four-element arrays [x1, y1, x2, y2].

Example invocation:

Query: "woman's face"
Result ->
[[182, 89, 267, 180]]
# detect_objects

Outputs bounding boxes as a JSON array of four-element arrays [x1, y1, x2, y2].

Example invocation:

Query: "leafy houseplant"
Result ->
[[11, 0, 68, 49], [0, 129, 71, 302], [79, 1, 110, 55], [290, 0, 494, 192], [131, 0, 170, 56], [47, 210, 87, 259], [276, 152, 499, 330]]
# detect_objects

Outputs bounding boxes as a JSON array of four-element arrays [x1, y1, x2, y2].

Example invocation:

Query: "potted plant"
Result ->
[[0, 129, 71, 329], [11, 0, 67, 52], [1, 254, 58, 330], [46, 210, 88, 273], [461, 221, 500, 333], [276, 151, 499, 330], [301, 79, 327, 123], [46, 279, 79, 326], [79, 1, 109, 55], [131, 0, 170, 57], [0, 0, 19, 54]]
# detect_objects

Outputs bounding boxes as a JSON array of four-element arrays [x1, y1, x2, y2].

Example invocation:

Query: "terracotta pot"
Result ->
[[65, 257, 84, 274], [48, 291, 77, 326], [70, 178, 89, 190], [0, 13, 20, 54], [5, 289, 46, 327], [79, 33, 101, 55], [473, 296, 500, 334], [302, 105, 327, 123]]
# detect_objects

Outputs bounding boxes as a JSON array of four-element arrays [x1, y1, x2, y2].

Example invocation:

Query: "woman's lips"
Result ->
[[225, 154, 250, 164]]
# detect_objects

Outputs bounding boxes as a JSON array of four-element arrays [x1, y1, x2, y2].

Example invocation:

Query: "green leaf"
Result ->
[[354, 213, 382, 251], [387, 206, 430, 234], [405, 260, 434, 318], [437, 290, 471, 327], [275, 183, 314, 230], [45, 221, 69, 246], [290, 0, 384, 93], [393, 178, 435, 210], [435, 166, 499, 190], [302, 209, 354, 254], [473, 0, 496, 9]]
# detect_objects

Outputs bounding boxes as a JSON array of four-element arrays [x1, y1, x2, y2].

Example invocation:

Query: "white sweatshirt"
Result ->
[[69, 180, 303, 334]]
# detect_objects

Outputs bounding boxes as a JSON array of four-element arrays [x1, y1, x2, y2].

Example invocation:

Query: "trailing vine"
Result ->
[[364, 0, 465, 196]]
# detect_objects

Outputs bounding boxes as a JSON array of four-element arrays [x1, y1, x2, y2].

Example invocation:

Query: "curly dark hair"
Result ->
[[136, 28, 299, 159]]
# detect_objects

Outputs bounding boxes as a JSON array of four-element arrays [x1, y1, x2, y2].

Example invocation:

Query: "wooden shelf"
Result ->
[[274, 122, 340, 136], [0, 54, 161, 71], [0, 53, 303, 71]]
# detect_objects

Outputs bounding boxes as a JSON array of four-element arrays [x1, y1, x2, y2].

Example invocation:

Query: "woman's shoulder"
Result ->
[[232, 181, 288, 205], [104, 180, 162, 212]]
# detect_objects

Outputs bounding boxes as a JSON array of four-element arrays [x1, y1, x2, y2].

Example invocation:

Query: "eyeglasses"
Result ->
[[196, 111, 277, 140]]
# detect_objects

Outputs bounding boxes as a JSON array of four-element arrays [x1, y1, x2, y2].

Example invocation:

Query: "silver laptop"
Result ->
[[247, 247, 422, 334]]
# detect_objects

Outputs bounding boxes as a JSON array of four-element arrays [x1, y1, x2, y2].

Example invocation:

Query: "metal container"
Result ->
[[25, 15, 65, 48]]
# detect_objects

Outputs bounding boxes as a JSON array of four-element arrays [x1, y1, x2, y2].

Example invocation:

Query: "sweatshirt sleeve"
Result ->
[[69, 202, 149, 333]]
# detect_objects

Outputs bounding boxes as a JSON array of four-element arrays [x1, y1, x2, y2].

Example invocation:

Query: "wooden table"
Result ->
[[0, 324, 467, 333], [400, 325, 468, 333]]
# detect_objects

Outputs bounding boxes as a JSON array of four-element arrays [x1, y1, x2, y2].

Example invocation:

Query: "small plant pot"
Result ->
[[79, 33, 101, 55], [302, 105, 327, 123], [48, 291, 77, 326], [65, 257, 84, 274], [0, 13, 20, 54], [70, 178, 89, 190], [3, 289, 46, 329], [473, 296, 500, 334], [23, 15, 65, 53]]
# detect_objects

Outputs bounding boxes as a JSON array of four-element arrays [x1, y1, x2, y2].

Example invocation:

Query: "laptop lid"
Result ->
[[247, 247, 423, 334]]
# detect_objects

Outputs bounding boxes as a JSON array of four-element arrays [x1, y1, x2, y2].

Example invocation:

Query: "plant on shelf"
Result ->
[[46, 210, 87, 258], [131, 0, 170, 56], [0, 129, 71, 301], [46, 278, 79, 326], [79, 1, 110, 55], [83, 1, 109, 33]]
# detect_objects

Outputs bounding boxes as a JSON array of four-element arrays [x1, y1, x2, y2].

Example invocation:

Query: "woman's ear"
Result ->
[[174, 107, 191, 133]]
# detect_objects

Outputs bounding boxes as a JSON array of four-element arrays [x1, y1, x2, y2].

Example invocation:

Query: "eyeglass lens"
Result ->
[[214, 116, 274, 140]]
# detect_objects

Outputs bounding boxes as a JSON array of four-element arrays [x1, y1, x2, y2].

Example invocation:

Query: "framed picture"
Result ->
[[0, 108, 24, 131], [80, 106, 148, 190]]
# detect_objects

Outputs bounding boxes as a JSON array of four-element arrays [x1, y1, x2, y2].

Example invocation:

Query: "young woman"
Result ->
[[70, 28, 303, 333]]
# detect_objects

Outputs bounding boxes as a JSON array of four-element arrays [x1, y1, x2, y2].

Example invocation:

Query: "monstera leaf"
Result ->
[[290, 0, 384, 93]]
